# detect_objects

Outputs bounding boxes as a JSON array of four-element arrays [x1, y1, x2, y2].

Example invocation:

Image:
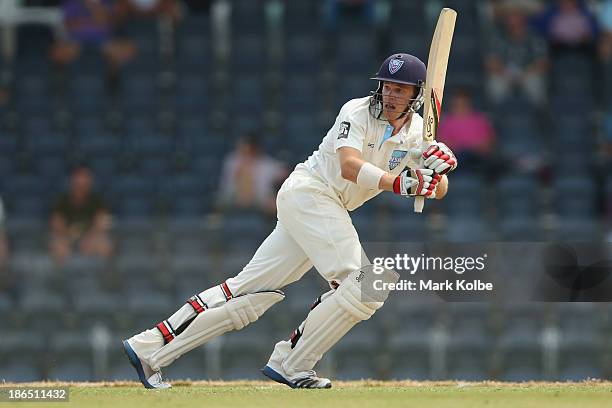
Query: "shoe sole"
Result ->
[[122, 339, 156, 389], [261, 365, 297, 388]]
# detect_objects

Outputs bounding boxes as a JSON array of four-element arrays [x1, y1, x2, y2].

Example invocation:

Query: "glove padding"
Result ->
[[422, 142, 458, 175], [393, 168, 441, 198]]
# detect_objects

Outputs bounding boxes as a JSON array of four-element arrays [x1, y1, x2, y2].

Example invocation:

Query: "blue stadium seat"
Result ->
[[500, 216, 540, 241], [116, 195, 156, 219], [283, 35, 321, 73], [337, 74, 373, 106], [69, 74, 107, 113], [75, 115, 108, 137], [11, 251, 56, 291], [111, 175, 157, 198], [0, 293, 12, 317], [62, 255, 109, 295], [77, 131, 121, 156], [221, 214, 272, 251], [73, 291, 123, 329], [48, 331, 94, 381], [555, 217, 600, 241], [126, 290, 176, 330], [334, 321, 380, 380], [176, 74, 209, 113], [171, 254, 216, 294], [446, 303, 494, 380], [335, 31, 377, 75], [0, 331, 45, 381], [387, 326, 432, 379], [5, 218, 47, 253], [382, 215, 427, 242], [231, 0, 265, 33], [284, 0, 321, 33], [122, 74, 158, 113], [14, 73, 53, 115], [553, 176, 596, 217], [163, 348, 208, 380], [220, 316, 280, 380], [446, 217, 493, 242], [231, 35, 267, 73], [38, 155, 68, 182], [19, 287, 66, 331], [498, 304, 547, 380], [497, 175, 540, 217], [176, 15, 211, 74], [89, 155, 118, 188]]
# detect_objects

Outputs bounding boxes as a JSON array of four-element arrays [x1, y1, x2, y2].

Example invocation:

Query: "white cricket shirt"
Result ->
[[298, 97, 424, 211]]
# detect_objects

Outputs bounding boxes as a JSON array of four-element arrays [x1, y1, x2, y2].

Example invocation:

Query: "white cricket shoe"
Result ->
[[262, 360, 331, 389], [262, 340, 332, 388], [122, 339, 171, 389]]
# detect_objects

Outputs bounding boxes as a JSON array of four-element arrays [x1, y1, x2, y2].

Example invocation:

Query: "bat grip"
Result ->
[[414, 196, 424, 213]]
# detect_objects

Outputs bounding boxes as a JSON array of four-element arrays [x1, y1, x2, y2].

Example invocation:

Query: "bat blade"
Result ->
[[415, 7, 457, 213]]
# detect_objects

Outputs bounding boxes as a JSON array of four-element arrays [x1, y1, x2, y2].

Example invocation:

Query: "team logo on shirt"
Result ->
[[338, 121, 351, 139], [388, 58, 404, 75], [389, 149, 407, 170]]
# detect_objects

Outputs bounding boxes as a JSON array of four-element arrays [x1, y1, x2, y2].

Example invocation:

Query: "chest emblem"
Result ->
[[389, 149, 407, 170]]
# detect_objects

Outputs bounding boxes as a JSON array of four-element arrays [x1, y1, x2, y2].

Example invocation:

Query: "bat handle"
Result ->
[[414, 196, 424, 213], [410, 146, 426, 213]]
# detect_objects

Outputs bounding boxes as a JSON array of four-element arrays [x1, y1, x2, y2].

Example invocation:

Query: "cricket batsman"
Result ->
[[122, 53, 458, 389]]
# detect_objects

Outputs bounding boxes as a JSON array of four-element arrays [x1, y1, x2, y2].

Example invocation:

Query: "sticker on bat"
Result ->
[[338, 121, 351, 139]]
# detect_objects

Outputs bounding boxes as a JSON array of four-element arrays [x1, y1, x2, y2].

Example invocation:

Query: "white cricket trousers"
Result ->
[[225, 166, 363, 296]]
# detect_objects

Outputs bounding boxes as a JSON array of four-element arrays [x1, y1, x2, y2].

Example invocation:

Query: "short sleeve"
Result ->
[[333, 108, 367, 153]]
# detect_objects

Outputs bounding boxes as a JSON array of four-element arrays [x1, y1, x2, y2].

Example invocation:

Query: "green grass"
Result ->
[[3, 380, 612, 408]]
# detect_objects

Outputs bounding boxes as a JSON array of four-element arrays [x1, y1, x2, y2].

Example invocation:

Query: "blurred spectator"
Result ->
[[217, 134, 288, 217], [50, 165, 113, 265], [51, 0, 136, 68], [437, 89, 495, 173], [486, 3, 548, 106], [533, 0, 599, 58], [600, 0, 612, 61]]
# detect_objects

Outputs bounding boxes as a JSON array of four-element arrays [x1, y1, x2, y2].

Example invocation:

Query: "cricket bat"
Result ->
[[414, 8, 457, 213]]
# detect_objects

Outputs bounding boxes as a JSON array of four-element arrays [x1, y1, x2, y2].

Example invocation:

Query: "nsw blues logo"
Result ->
[[388, 58, 404, 75], [389, 149, 407, 170]]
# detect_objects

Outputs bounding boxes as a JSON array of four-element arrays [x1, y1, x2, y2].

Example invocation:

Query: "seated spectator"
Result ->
[[51, 0, 136, 68], [600, 0, 612, 61], [437, 89, 495, 173], [485, 3, 548, 106], [50, 165, 113, 265], [533, 0, 599, 58], [217, 134, 288, 217]]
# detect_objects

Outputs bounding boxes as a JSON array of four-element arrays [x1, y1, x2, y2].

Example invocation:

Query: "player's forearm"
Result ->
[[339, 155, 366, 183], [378, 173, 397, 192], [341, 157, 395, 191]]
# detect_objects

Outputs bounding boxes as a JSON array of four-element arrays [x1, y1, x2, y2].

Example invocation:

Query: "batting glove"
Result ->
[[422, 142, 458, 175], [393, 168, 441, 198]]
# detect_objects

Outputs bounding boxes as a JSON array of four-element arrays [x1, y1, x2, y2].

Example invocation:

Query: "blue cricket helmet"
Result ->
[[371, 53, 427, 85], [369, 53, 426, 120]]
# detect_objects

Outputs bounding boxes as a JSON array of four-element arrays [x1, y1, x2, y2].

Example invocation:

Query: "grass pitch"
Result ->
[[2, 380, 612, 408]]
